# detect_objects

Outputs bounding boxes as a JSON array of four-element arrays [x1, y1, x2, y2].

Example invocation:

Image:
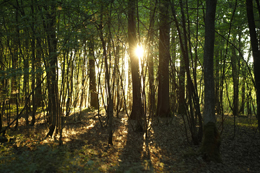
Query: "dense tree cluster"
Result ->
[[0, 0, 259, 163]]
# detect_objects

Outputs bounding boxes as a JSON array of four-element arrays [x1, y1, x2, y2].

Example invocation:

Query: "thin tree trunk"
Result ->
[[24, 38, 30, 125], [14, 5, 19, 130], [79, 37, 87, 117], [99, 2, 113, 145], [148, 0, 156, 117], [88, 35, 97, 108], [215, 49, 220, 115], [171, 0, 203, 144], [30, 1, 36, 126], [231, 47, 239, 117]]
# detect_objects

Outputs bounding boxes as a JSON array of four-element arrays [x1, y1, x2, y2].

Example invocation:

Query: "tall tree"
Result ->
[[148, 0, 156, 117], [231, 47, 239, 117], [98, 0, 113, 145], [128, 0, 143, 123], [43, 2, 60, 137], [30, 1, 36, 126], [178, 56, 186, 115], [170, 0, 203, 144], [88, 35, 97, 108], [157, 0, 170, 117], [246, 0, 260, 132], [200, 0, 221, 162]]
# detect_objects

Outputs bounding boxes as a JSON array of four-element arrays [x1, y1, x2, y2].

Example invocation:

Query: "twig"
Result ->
[[0, 75, 47, 135]]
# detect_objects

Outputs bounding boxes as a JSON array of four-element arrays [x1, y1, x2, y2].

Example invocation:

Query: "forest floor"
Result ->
[[0, 109, 260, 173]]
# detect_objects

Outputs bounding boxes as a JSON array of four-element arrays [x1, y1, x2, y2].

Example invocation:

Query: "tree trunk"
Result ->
[[178, 57, 186, 115], [88, 35, 97, 108], [215, 50, 221, 115], [148, 0, 156, 117], [240, 75, 246, 115], [44, 3, 60, 137], [99, 2, 113, 145], [36, 37, 43, 109], [30, 3, 36, 125], [231, 47, 239, 117], [24, 38, 30, 125], [246, 0, 260, 132], [13, 4, 20, 130], [171, 0, 203, 144], [79, 36, 87, 114], [128, 0, 143, 122], [201, 0, 221, 163], [157, 0, 170, 117], [170, 29, 177, 113]]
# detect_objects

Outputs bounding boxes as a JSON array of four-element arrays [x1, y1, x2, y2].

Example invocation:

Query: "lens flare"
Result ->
[[135, 44, 144, 58]]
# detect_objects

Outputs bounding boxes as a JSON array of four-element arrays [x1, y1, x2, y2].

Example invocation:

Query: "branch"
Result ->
[[215, 30, 256, 87], [0, 75, 47, 135]]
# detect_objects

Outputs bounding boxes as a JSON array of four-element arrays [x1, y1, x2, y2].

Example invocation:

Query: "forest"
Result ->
[[0, 0, 260, 172]]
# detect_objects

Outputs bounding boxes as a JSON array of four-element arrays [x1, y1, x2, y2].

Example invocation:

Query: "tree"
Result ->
[[200, 0, 221, 162], [98, 0, 113, 145], [170, 0, 203, 144], [246, 0, 260, 132], [157, 0, 170, 117], [128, 0, 143, 123], [88, 35, 97, 108], [43, 2, 61, 137], [148, 0, 157, 117]]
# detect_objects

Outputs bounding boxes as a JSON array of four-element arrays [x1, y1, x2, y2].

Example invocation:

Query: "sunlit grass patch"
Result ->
[[0, 139, 98, 173], [236, 118, 258, 128], [217, 114, 258, 128]]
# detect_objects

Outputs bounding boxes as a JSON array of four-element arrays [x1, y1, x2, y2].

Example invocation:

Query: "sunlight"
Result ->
[[135, 44, 144, 59], [86, 123, 94, 129], [135, 44, 144, 90]]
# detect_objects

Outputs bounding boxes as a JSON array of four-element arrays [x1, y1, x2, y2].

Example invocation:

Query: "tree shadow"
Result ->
[[150, 115, 197, 172], [66, 112, 147, 172], [0, 110, 108, 172], [115, 117, 146, 172], [1, 110, 164, 172]]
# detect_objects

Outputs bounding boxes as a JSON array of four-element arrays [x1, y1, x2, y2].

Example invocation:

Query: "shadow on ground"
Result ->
[[1, 110, 260, 173]]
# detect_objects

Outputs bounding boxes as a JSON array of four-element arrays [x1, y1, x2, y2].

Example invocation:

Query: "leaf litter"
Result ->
[[0, 111, 259, 172]]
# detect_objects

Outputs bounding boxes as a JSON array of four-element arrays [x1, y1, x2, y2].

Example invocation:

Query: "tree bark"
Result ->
[[99, 2, 113, 145], [30, 2, 36, 126], [157, 0, 170, 117], [88, 35, 97, 108], [44, 3, 60, 137], [231, 47, 239, 117], [128, 0, 143, 122], [201, 0, 221, 163], [178, 57, 186, 115], [215, 49, 221, 115], [148, 0, 156, 117], [246, 0, 260, 132]]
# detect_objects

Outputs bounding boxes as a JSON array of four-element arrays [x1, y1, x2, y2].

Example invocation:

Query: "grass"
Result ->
[[0, 134, 97, 172], [216, 114, 258, 128]]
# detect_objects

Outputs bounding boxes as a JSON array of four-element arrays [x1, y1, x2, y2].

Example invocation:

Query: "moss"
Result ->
[[200, 122, 222, 163]]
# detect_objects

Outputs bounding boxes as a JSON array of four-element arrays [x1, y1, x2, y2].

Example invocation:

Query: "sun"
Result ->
[[135, 44, 144, 59]]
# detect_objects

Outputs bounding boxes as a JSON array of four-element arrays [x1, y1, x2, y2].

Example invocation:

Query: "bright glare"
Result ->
[[135, 44, 144, 58]]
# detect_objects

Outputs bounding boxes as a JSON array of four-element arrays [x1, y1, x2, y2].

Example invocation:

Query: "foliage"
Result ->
[[0, 0, 259, 171]]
